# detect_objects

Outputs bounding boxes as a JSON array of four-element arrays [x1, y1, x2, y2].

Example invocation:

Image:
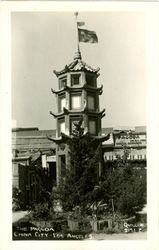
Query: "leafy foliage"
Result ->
[[31, 203, 50, 220], [56, 122, 146, 218], [30, 188, 52, 220], [58, 118, 100, 213], [12, 186, 25, 211], [100, 144, 146, 216]]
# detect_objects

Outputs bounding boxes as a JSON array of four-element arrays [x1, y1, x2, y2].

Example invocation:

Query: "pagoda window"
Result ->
[[87, 94, 96, 110], [88, 119, 97, 135], [86, 74, 96, 86], [58, 94, 66, 112], [70, 116, 81, 134], [58, 118, 65, 136], [71, 74, 81, 86], [59, 76, 67, 89], [70, 92, 81, 110]]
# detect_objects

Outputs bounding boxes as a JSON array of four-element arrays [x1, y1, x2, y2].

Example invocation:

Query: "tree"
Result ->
[[100, 143, 146, 216], [58, 118, 100, 213]]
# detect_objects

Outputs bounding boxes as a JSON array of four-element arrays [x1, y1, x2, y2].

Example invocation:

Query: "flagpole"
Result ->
[[74, 12, 81, 60]]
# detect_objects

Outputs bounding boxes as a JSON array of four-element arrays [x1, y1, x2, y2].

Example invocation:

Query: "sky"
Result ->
[[12, 11, 146, 130]]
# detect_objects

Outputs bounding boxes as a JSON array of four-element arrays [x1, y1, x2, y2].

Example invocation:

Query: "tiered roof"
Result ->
[[47, 132, 110, 144], [49, 108, 105, 119], [53, 58, 100, 76], [51, 84, 103, 95]]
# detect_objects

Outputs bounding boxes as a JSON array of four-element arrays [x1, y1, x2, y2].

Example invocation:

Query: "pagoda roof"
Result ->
[[54, 59, 100, 77], [47, 132, 110, 144], [47, 133, 72, 144], [49, 107, 105, 118], [91, 134, 110, 143], [51, 84, 103, 95]]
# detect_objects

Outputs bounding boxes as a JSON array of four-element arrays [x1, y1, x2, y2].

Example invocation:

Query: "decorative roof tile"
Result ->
[[54, 59, 100, 76]]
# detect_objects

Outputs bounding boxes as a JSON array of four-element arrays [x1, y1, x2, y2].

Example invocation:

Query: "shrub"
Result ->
[[58, 118, 100, 213], [12, 187, 25, 211], [29, 188, 52, 220], [103, 228, 120, 234], [30, 202, 51, 220]]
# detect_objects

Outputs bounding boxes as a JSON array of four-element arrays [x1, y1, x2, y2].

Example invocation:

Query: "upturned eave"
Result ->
[[51, 84, 103, 95], [53, 59, 100, 77]]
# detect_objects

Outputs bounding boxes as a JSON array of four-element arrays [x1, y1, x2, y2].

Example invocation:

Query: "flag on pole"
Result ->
[[77, 21, 85, 26], [78, 28, 98, 43]]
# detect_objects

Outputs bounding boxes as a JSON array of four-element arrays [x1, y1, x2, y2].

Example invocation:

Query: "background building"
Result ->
[[12, 125, 146, 207]]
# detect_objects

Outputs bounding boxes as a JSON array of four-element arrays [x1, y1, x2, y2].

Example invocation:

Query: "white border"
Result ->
[[0, 1, 159, 250]]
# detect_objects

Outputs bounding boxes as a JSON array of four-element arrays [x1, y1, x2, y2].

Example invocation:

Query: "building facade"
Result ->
[[12, 125, 146, 207], [12, 128, 56, 207], [102, 126, 146, 172]]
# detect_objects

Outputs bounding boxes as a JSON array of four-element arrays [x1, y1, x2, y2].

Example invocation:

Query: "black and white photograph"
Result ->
[[11, 10, 147, 240], [0, 2, 159, 249]]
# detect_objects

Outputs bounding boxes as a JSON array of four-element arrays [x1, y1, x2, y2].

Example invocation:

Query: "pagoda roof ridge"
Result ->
[[54, 58, 100, 76], [51, 84, 103, 95], [47, 132, 110, 144], [49, 107, 105, 118]]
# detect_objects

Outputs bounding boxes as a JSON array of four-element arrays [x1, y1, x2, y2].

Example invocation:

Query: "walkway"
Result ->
[[12, 210, 29, 223]]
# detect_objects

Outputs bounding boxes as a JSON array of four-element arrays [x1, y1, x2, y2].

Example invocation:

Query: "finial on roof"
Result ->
[[74, 44, 82, 60], [74, 12, 81, 60]]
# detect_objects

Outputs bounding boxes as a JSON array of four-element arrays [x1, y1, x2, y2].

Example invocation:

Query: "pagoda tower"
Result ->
[[49, 47, 109, 185]]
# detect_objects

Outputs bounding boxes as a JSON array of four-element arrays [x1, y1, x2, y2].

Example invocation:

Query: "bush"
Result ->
[[12, 187, 25, 211], [29, 188, 52, 220], [30, 202, 51, 220], [100, 151, 146, 217], [103, 228, 120, 234]]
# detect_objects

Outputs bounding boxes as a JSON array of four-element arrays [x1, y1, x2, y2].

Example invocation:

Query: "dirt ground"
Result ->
[[12, 211, 147, 241], [88, 232, 147, 240], [12, 210, 29, 223]]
